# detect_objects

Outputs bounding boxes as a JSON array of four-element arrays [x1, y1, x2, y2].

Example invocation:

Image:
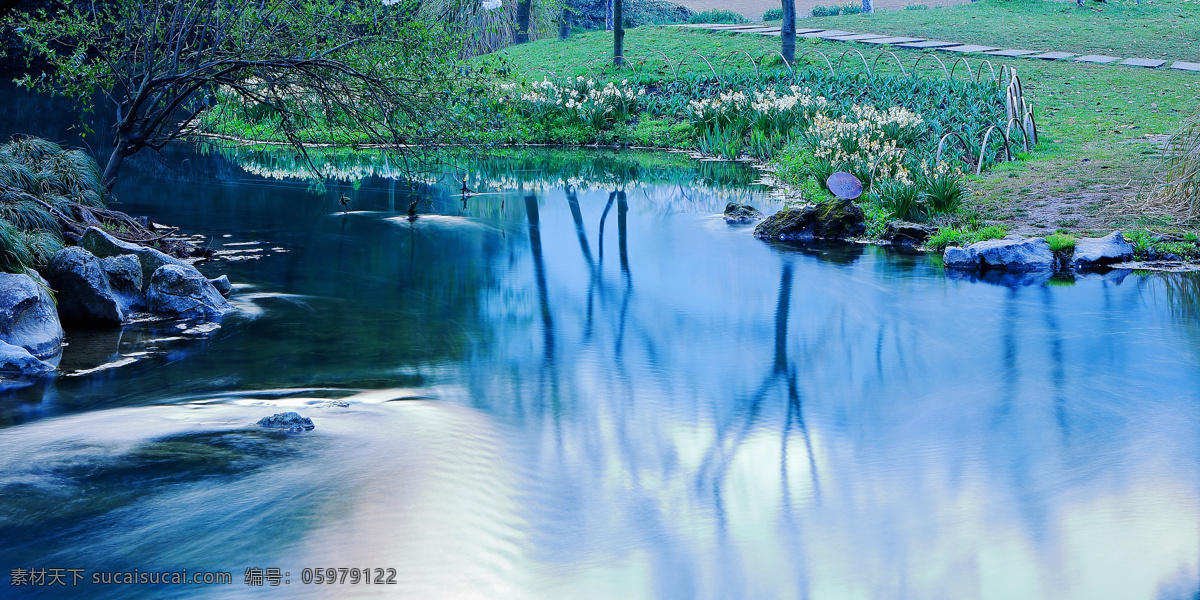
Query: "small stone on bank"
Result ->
[[256, 411, 314, 431]]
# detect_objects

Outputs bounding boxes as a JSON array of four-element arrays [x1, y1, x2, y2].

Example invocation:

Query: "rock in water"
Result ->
[[44, 247, 125, 323], [0, 341, 55, 376], [101, 254, 145, 312], [943, 235, 1055, 272], [1072, 231, 1133, 268], [146, 265, 234, 319], [256, 412, 314, 431], [753, 199, 866, 241], [81, 227, 189, 291], [723, 203, 763, 223], [883, 221, 934, 246], [208, 275, 232, 297], [0, 271, 64, 360]]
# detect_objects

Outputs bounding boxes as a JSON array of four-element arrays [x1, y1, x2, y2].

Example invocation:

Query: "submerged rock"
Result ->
[[146, 265, 233, 319], [0, 271, 64, 360], [723, 203, 763, 224], [943, 235, 1055, 272], [753, 199, 866, 241], [1072, 231, 1134, 268], [0, 340, 55, 376], [81, 227, 189, 291], [883, 221, 934, 246], [44, 247, 125, 324], [256, 411, 314, 431]]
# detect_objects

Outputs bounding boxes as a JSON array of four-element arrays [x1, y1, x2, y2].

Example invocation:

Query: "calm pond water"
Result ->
[[5, 109, 1200, 598]]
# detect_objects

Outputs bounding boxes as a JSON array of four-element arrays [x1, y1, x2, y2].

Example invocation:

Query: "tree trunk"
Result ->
[[781, 0, 796, 64], [101, 140, 135, 193], [559, 7, 570, 39], [613, 0, 624, 66], [862, 0, 873, 13], [516, 0, 531, 44]]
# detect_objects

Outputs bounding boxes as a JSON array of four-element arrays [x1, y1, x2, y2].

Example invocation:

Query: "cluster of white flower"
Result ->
[[808, 105, 925, 185], [498, 77, 646, 122], [688, 90, 750, 121], [749, 86, 828, 116]]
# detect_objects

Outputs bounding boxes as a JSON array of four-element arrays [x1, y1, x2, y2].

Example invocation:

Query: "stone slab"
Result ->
[[1074, 55, 1121, 64], [826, 33, 891, 41], [1029, 52, 1077, 60], [801, 30, 855, 38], [985, 49, 1040, 57], [724, 27, 781, 33], [753, 31, 782, 36], [939, 45, 999, 53], [1171, 61, 1200, 72], [860, 37, 924, 44], [794, 28, 824, 34], [1121, 57, 1166, 68], [897, 40, 960, 48]]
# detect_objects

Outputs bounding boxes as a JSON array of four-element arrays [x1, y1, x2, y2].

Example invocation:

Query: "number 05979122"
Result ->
[[301, 568, 397, 585]]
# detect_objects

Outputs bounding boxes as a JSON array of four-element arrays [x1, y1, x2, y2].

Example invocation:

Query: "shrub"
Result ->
[[811, 3, 861, 16], [761, 8, 784, 20], [904, 3, 929, 9], [919, 165, 966, 215], [689, 9, 748, 24]]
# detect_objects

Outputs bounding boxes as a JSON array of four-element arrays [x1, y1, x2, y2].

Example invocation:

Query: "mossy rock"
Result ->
[[753, 199, 866, 241], [723, 203, 763, 223]]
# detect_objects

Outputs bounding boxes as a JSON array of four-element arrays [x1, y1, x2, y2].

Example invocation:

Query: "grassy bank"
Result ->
[[489, 23, 1199, 252]]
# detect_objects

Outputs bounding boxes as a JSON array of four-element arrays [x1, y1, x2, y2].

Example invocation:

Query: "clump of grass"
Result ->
[[874, 179, 924, 222], [904, 3, 929, 10], [1046, 232, 1076, 252], [0, 136, 108, 273], [761, 8, 784, 21], [919, 168, 966, 215], [688, 9, 748, 24], [928, 224, 1008, 250], [1156, 110, 1200, 222]]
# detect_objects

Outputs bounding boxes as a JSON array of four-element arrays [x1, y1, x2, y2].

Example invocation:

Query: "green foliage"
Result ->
[[811, 3, 861, 17], [761, 8, 784, 20], [919, 169, 966, 215], [927, 224, 1008, 250], [1124, 230, 1200, 259], [1046, 233, 1076, 252], [688, 9, 748, 24], [874, 179, 925, 222]]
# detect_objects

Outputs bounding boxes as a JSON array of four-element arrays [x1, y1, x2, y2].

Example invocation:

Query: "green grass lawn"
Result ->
[[773, 0, 1200, 62], [495, 24, 1200, 237]]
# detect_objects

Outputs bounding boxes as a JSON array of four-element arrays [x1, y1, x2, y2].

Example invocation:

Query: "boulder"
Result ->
[[0, 340, 55, 376], [943, 235, 1055, 272], [208, 275, 232, 297], [256, 411, 314, 431], [723, 203, 763, 224], [43, 247, 124, 324], [0, 271, 64, 359], [81, 227, 188, 291], [101, 254, 145, 311], [883, 221, 934, 246], [146, 264, 233, 319], [753, 199, 866, 241], [1072, 230, 1133, 268]]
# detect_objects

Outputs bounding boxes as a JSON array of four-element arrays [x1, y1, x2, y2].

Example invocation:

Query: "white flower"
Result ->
[[482, 0, 502, 10]]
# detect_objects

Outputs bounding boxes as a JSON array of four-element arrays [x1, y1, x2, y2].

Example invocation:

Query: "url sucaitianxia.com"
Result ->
[[11, 567, 400, 587]]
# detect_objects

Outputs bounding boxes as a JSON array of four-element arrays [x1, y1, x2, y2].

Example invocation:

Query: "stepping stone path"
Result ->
[[1121, 58, 1166, 68], [1075, 55, 1121, 64], [667, 23, 1199, 75]]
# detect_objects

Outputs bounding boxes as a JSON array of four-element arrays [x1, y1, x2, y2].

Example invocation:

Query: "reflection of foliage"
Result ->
[[419, 0, 562, 55], [215, 143, 762, 195]]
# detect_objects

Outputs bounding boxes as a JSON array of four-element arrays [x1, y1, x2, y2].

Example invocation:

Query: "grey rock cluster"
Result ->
[[944, 231, 1133, 274], [2, 227, 235, 380], [256, 412, 315, 431], [723, 203, 763, 224]]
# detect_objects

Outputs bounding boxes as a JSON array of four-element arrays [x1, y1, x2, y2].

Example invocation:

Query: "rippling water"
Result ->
[[2, 145, 1200, 599]]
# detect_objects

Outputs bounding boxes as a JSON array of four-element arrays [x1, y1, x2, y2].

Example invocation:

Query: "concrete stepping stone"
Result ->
[[827, 33, 891, 41], [1074, 55, 1121, 64], [897, 40, 960, 48], [1171, 61, 1200, 72], [860, 37, 924, 44], [726, 27, 782, 33], [794, 28, 824, 34], [986, 49, 1039, 57], [1029, 51, 1077, 60], [802, 30, 855, 38], [1121, 57, 1166, 68], [940, 44, 999, 53]]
